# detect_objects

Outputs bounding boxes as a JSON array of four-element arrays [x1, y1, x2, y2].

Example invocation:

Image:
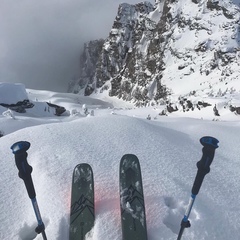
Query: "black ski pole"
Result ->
[[177, 136, 219, 240], [11, 141, 47, 240]]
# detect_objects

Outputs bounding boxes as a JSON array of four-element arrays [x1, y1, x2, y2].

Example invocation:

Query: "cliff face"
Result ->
[[68, 39, 105, 95], [70, 0, 240, 107]]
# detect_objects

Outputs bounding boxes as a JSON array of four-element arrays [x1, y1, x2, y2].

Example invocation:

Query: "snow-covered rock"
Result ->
[[0, 83, 29, 104], [68, 39, 105, 96], [0, 83, 67, 116], [69, 0, 240, 114]]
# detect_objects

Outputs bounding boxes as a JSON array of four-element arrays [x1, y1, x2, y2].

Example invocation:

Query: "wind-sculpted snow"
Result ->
[[0, 87, 240, 239], [0, 82, 29, 104]]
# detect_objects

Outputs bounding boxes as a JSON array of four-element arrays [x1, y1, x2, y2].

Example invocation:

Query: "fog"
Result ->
[[0, 0, 154, 92]]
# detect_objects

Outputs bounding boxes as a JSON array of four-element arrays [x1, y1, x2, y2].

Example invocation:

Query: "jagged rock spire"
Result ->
[[70, 0, 240, 107]]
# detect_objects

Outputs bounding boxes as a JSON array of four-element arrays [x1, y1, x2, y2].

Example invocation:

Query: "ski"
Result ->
[[69, 163, 95, 240], [119, 154, 148, 240]]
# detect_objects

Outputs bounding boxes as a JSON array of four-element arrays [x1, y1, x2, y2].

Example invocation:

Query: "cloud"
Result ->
[[0, 0, 154, 92]]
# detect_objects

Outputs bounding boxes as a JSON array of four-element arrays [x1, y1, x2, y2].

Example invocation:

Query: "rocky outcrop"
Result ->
[[70, 0, 240, 107], [46, 102, 66, 116], [68, 39, 105, 95], [0, 100, 34, 113]]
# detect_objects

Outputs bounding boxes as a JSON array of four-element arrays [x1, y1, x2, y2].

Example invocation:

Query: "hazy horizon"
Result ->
[[0, 0, 154, 92]]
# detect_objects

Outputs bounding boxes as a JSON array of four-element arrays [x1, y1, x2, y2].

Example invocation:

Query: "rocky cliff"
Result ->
[[69, 0, 240, 109]]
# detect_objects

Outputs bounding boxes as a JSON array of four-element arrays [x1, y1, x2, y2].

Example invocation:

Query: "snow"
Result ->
[[0, 82, 28, 104], [0, 83, 240, 240], [153, 0, 240, 100]]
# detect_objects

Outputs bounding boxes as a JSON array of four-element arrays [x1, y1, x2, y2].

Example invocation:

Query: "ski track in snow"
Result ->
[[0, 91, 240, 239]]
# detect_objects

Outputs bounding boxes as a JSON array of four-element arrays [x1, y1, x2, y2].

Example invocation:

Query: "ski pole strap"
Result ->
[[11, 141, 36, 199], [192, 136, 219, 195]]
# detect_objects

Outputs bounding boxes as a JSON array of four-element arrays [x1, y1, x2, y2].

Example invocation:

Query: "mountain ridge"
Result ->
[[69, 0, 240, 114]]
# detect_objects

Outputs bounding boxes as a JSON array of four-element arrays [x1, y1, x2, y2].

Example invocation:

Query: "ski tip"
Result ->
[[11, 141, 31, 154], [121, 154, 138, 161], [120, 154, 140, 166], [200, 136, 219, 149], [73, 163, 93, 179], [74, 163, 92, 170]]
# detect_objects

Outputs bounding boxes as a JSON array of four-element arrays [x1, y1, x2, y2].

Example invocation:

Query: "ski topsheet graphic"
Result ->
[[119, 154, 148, 240], [69, 163, 94, 240]]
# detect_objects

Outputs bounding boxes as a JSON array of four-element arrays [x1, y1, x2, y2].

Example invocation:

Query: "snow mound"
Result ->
[[0, 82, 28, 104]]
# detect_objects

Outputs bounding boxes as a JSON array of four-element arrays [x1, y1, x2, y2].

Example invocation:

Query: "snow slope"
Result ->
[[0, 87, 240, 240]]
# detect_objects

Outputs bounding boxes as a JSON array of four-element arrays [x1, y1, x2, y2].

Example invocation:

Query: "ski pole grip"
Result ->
[[198, 136, 219, 171], [11, 141, 36, 199], [192, 136, 219, 195]]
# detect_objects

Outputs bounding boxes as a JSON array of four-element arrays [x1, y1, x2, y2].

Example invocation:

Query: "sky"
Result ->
[[0, 0, 155, 92]]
